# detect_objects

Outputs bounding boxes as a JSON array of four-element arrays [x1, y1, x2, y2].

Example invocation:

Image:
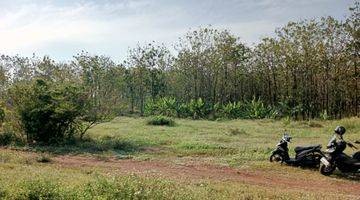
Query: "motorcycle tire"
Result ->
[[319, 162, 335, 176], [270, 153, 283, 163]]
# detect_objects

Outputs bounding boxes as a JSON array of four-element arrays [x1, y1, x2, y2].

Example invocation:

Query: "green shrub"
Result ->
[[189, 98, 207, 119], [145, 97, 177, 117], [222, 102, 247, 119], [157, 97, 177, 117], [0, 107, 4, 126], [8, 79, 87, 143], [0, 131, 21, 146], [144, 100, 158, 116], [145, 98, 298, 120], [177, 103, 191, 118], [147, 115, 175, 126], [247, 98, 268, 119]]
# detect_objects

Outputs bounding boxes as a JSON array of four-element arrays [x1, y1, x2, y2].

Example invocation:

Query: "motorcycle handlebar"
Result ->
[[347, 142, 358, 150]]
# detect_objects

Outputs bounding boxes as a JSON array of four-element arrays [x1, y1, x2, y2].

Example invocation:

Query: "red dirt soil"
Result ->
[[52, 155, 360, 197]]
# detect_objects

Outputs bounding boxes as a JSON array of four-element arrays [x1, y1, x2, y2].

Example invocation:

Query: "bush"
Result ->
[[145, 98, 284, 120], [222, 102, 247, 119], [189, 98, 207, 119], [145, 97, 177, 117], [176, 103, 191, 118], [0, 107, 4, 126], [144, 100, 158, 116], [247, 98, 269, 119], [8, 79, 87, 143], [0, 131, 22, 146], [147, 115, 175, 126]]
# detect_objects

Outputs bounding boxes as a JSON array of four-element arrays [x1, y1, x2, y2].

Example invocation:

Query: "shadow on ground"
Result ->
[[332, 172, 360, 181], [21, 136, 148, 156]]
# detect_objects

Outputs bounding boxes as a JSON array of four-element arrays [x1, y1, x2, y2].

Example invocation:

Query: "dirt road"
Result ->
[[53, 155, 360, 197]]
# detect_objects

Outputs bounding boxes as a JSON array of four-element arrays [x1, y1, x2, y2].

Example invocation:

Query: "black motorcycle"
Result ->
[[319, 138, 360, 175], [270, 133, 323, 167]]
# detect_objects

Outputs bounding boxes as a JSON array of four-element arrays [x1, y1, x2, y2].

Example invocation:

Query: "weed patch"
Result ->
[[227, 128, 248, 136], [308, 121, 323, 128], [36, 154, 52, 163], [147, 115, 175, 126]]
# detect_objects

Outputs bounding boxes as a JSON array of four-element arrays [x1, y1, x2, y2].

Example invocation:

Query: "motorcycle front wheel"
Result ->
[[319, 163, 335, 176], [270, 153, 283, 163]]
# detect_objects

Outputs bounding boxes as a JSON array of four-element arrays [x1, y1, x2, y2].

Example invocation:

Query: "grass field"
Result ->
[[0, 117, 359, 199]]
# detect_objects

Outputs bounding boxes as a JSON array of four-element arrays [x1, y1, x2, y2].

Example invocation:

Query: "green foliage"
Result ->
[[0, 131, 21, 146], [144, 98, 279, 120], [1, 175, 197, 200], [145, 97, 177, 117], [147, 115, 175, 126], [176, 103, 191, 118], [0, 2, 357, 147], [17, 179, 65, 200], [0, 106, 4, 126], [282, 116, 292, 126], [157, 97, 177, 117], [221, 102, 246, 119], [145, 98, 209, 119], [247, 98, 277, 119], [320, 110, 330, 120], [188, 98, 207, 119], [9, 79, 86, 143]]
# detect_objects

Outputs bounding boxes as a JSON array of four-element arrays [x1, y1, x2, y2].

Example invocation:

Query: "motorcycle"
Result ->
[[319, 138, 360, 175], [270, 133, 323, 167]]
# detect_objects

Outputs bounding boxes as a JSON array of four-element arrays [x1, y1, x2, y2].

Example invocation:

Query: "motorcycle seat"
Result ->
[[294, 145, 321, 153]]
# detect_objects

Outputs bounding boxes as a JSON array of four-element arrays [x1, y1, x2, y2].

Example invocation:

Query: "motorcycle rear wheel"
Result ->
[[319, 163, 335, 176]]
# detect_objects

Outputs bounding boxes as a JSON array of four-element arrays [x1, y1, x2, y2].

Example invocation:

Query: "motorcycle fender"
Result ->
[[320, 157, 330, 167], [272, 148, 284, 155]]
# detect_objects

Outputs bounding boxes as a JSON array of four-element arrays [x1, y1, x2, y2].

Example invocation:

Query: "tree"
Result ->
[[345, 2, 360, 116], [73, 53, 118, 138], [124, 43, 172, 115]]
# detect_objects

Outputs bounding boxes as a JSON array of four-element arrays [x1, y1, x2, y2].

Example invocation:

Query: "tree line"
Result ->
[[0, 3, 359, 130]]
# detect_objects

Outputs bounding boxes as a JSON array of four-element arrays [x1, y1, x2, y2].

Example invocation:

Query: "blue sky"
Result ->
[[0, 0, 354, 62]]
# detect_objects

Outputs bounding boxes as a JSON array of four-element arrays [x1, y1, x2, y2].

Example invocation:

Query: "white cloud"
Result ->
[[0, 0, 353, 61]]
